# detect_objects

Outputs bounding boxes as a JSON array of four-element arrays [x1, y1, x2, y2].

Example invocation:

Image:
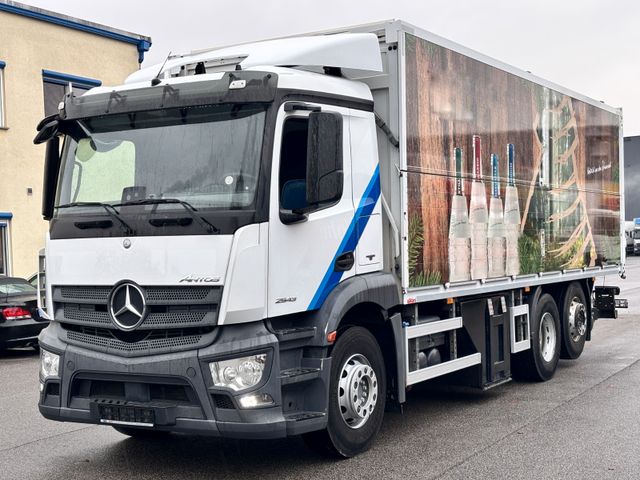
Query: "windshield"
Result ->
[[55, 103, 266, 212]]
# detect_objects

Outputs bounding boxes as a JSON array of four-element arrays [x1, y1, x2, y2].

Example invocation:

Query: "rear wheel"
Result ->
[[560, 282, 588, 359], [112, 426, 171, 439], [513, 293, 561, 381], [303, 326, 386, 457]]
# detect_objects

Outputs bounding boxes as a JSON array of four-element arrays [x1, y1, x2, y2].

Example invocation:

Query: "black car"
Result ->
[[0, 276, 48, 350]]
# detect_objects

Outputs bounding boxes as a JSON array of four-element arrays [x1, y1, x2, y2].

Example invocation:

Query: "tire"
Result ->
[[112, 426, 171, 439], [303, 326, 386, 457], [560, 282, 588, 359], [513, 293, 561, 382]]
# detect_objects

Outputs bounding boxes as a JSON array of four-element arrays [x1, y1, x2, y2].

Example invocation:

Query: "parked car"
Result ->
[[0, 276, 48, 351]]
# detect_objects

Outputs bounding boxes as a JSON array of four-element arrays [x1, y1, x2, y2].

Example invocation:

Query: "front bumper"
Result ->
[[38, 321, 329, 439], [0, 319, 48, 348]]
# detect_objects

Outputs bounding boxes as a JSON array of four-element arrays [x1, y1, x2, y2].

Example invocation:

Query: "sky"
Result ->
[[22, 0, 640, 135]]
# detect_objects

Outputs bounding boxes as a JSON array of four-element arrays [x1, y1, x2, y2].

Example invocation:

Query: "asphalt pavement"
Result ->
[[1, 258, 639, 479]]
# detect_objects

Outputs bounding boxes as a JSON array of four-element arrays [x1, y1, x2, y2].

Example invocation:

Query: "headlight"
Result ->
[[209, 353, 267, 391], [40, 349, 60, 378]]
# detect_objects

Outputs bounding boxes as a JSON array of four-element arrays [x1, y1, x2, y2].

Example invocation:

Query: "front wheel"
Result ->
[[303, 326, 386, 457]]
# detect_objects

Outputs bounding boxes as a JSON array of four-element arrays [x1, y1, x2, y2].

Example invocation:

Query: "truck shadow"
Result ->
[[0, 346, 39, 359], [64, 382, 509, 479]]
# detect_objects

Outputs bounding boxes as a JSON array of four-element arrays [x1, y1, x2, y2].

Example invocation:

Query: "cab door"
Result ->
[[267, 102, 354, 318]]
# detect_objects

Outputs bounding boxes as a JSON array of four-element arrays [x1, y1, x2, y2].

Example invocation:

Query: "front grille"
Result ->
[[59, 285, 219, 305], [60, 286, 111, 302], [64, 323, 212, 354], [146, 287, 213, 303], [62, 304, 211, 328], [71, 377, 196, 404], [63, 304, 111, 325], [212, 394, 235, 410], [53, 284, 221, 356]]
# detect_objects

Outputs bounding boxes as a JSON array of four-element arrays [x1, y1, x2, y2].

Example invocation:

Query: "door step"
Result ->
[[284, 411, 325, 422], [273, 327, 316, 342], [280, 367, 321, 385], [284, 411, 327, 435]]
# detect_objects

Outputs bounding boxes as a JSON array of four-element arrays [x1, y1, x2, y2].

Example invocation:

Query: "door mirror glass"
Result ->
[[33, 119, 59, 145], [306, 111, 343, 207]]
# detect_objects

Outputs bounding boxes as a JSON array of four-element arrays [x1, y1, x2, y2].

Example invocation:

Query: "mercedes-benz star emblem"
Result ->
[[109, 283, 147, 330]]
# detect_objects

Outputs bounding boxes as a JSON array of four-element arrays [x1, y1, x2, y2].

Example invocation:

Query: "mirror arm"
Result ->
[[280, 210, 308, 225], [284, 102, 321, 113]]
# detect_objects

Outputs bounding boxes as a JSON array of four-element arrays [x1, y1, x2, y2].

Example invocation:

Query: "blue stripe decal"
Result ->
[[308, 166, 381, 310]]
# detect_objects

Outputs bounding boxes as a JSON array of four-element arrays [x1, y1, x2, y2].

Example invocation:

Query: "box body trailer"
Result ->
[[34, 20, 625, 457]]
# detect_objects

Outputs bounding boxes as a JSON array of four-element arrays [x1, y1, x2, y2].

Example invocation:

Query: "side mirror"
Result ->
[[42, 136, 61, 220], [306, 111, 343, 207], [33, 114, 60, 145]]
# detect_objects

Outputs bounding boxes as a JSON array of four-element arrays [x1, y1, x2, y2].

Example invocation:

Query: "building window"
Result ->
[[0, 61, 6, 128], [42, 70, 101, 117], [0, 214, 12, 276]]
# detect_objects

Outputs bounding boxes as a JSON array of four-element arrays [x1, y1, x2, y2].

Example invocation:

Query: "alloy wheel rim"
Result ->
[[337, 354, 378, 429], [568, 297, 587, 343], [539, 312, 557, 363]]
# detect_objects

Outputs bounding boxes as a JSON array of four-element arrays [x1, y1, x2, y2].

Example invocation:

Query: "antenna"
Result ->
[[151, 51, 172, 86]]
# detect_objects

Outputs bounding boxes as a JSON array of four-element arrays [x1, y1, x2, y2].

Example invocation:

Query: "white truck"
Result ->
[[34, 20, 625, 457]]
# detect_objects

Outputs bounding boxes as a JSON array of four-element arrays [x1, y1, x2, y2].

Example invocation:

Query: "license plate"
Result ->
[[98, 404, 155, 427], [615, 298, 629, 309]]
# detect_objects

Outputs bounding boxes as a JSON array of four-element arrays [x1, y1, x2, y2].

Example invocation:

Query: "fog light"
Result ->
[[40, 349, 59, 379], [209, 353, 267, 391], [238, 392, 274, 409]]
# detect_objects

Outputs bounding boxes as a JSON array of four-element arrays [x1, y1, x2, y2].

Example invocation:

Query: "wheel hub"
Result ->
[[338, 354, 378, 429], [568, 297, 586, 342], [539, 312, 557, 363]]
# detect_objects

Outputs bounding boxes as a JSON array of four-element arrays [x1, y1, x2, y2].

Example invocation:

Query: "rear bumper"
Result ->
[[38, 321, 329, 439], [0, 319, 48, 348]]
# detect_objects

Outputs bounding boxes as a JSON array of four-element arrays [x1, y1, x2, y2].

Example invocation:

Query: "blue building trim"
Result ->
[[0, 212, 13, 220], [42, 69, 101, 88], [0, 60, 5, 69], [0, 3, 151, 63]]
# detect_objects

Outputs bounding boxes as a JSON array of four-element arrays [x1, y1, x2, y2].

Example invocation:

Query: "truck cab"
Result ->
[[36, 32, 398, 456]]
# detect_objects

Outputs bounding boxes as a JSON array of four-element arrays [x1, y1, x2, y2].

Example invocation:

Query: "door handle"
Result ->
[[334, 251, 354, 272]]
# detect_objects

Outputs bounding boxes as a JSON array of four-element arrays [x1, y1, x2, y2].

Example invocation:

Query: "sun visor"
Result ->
[[60, 71, 278, 120]]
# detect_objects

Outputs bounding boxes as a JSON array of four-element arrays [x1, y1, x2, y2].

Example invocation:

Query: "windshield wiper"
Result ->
[[56, 202, 135, 235], [114, 198, 220, 234]]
